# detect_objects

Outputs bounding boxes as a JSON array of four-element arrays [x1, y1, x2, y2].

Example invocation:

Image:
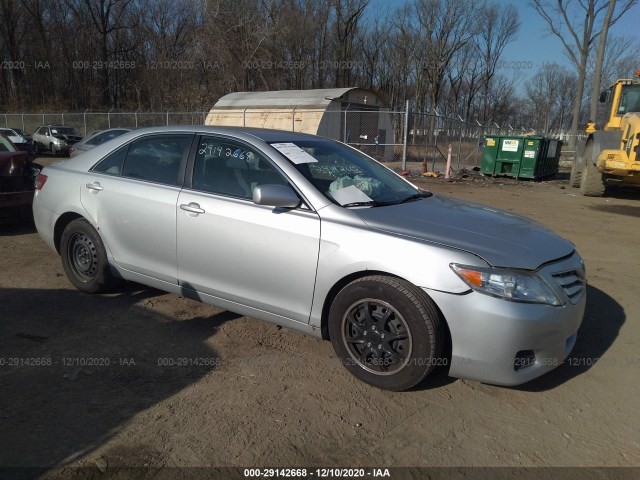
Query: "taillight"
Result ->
[[35, 173, 48, 190]]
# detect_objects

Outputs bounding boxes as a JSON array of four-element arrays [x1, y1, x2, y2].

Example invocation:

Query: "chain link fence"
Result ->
[[2, 109, 576, 173]]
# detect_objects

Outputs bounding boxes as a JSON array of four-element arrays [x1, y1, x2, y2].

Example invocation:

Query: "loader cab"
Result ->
[[599, 78, 640, 131]]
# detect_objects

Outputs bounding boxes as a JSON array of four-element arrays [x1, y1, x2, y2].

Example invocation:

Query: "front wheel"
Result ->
[[579, 140, 605, 197], [568, 157, 582, 188], [328, 275, 445, 391], [60, 218, 118, 293]]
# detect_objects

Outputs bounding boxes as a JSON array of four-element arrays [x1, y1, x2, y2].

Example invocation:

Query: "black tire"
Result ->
[[60, 218, 117, 293], [579, 140, 606, 197], [568, 156, 582, 188], [33, 142, 39, 155], [328, 275, 444, 391]]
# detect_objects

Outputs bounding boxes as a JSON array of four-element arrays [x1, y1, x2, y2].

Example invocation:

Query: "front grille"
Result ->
[[551, 270, 585, 304]]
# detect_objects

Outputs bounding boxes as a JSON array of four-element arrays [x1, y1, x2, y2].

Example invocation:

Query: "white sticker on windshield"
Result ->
[[330, 185, 372, 205], [271, 142, 318, 164]]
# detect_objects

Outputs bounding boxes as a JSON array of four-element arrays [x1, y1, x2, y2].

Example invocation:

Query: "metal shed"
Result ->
[[205, 88, 394, 160]]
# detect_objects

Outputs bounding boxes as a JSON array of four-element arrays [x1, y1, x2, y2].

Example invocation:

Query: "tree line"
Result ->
[[0, 0, 637, 137]]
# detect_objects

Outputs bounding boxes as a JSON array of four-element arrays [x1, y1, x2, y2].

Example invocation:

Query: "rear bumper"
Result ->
[[32, 194, 59, 252]]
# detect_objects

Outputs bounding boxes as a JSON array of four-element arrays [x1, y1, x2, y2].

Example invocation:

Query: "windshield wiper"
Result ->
[[341, 200, 389, 208], [342, 192, 433, 208], [398, 191, 433, 204]]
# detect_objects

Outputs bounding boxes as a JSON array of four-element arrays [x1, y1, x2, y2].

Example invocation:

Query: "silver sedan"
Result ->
[[32, 126, 586, 390]]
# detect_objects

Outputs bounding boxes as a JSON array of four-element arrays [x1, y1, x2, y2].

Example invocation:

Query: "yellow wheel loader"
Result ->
[[570, 71, 640, 196]]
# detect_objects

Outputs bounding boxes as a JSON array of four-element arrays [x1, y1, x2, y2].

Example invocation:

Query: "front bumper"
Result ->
[[53, 143, 70, 153], [597, 151, 640, 185], [428, 254, 586, 386]]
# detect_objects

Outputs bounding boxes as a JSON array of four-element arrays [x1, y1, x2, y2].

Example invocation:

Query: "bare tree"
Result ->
[[414, 0, 480, 114], [525, 64, 576, 132], [447, 42, 483, 120], [66, 0, 142, 107], [330, 0, 368, 87], [530, 0, 638, 147], [475, 2, 520, 124], [599, 35, 639, 86]]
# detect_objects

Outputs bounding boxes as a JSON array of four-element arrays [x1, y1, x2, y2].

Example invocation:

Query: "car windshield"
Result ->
[[13, 128, 26, 136], [269, 139, 425, 207], [0, 135, 17, 152], [51, 127, 78, 135], [0, 129, 16, 136]]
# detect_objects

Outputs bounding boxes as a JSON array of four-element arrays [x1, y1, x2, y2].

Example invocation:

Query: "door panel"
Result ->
[[177, 135, 320, 324], [80, 133, 193, 283], [81, 175, 181, 283], [176, 192, 320, 323]]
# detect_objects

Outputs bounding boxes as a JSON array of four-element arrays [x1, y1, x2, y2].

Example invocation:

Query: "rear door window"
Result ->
[[91, 134, 193, 184]]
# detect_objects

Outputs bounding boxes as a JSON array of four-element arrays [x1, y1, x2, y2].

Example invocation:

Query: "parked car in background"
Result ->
[[33, 126, 586, 391], [0, 127, 33, 153], [33, 125, 83, 157], [69, 128, 132, 157], [12, 128, 32, 142], [0, 133, 41, 219]]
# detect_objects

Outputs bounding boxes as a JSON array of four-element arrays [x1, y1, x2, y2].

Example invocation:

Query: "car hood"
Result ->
[[354, 194, 574, 270]]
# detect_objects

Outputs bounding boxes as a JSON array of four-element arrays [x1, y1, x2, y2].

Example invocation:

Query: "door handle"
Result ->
[[180, 202, 205, 214], [85, 182, 103, 192]]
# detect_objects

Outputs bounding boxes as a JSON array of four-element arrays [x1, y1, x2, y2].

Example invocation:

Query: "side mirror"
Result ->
[[599, 90, 608, 103], [252, 184, 300, 208]]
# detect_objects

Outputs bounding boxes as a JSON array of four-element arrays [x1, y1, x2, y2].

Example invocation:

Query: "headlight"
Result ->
[[450, 264, 561, 306]]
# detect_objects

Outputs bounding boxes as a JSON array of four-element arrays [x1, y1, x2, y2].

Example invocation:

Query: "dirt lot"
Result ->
[[1, 159, 639, 478]]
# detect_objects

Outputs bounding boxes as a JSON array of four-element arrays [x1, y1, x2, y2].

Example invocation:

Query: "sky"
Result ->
[[369, 0, 640, 91], [496, 0, 640, 85]]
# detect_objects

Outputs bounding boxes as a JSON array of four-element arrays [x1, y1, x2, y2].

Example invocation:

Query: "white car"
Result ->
[[33, 126, 586, 391], [0, 128, 32, 152], [33, 125, 83, 157]]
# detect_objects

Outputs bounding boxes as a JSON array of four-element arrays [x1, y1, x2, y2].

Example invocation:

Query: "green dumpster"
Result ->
[[481, 135, 561, 179]]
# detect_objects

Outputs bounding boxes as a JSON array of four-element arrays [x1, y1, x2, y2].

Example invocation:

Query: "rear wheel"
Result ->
[[579, 140, 606, 197], [328, 275, 444, 391], [60, 218, 118, 293]]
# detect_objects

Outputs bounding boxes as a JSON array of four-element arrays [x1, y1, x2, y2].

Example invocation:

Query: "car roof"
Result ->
[[124, 125, 330, 143]]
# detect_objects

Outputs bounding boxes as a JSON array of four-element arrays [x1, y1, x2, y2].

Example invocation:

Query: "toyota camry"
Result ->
[[33, 126, 586, 391]]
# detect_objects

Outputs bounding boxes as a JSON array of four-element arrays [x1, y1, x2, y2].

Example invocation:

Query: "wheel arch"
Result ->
[[53, 212, 85, 254], [319, 271, 452, 361]]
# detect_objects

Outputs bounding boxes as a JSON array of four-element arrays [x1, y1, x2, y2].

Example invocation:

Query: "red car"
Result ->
[[0, 133, 42, 219]]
